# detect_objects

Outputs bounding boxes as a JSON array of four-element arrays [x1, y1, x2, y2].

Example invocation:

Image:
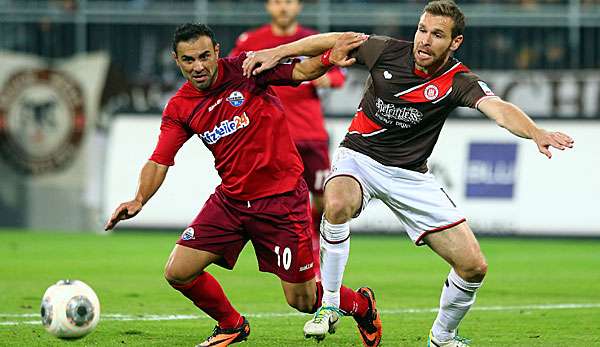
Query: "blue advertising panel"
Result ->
[[466, 143, 518, 198]]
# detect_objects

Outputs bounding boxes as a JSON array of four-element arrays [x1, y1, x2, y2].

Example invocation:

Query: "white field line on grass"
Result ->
[[1, 303, 600, 326]]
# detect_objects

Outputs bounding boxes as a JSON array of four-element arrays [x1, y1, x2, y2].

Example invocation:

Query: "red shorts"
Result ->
[[295, 140, 330, 195], [177, 179, 315, 283]]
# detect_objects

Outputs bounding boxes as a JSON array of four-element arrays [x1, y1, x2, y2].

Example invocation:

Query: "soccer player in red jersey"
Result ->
[[243, 1, 574, 346], [230, 0, 346, 278], [104, 24, 377, 347]]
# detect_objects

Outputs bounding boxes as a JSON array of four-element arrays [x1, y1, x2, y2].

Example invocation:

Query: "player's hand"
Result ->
[[104, 200, 143, 231], [329, 32, 368, 67], [532, 129, 574, 159], [242, 48, 282, 77]]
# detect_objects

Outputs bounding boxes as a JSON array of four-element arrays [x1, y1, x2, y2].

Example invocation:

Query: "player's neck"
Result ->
[[415, 55, 451, 77], [271, 22, 298, 36]]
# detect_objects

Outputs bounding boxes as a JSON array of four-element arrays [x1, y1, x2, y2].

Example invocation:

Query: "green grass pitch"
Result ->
[[1, 230, 599, 346]]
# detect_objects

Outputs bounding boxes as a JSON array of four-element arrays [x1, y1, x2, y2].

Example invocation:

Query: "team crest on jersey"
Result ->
[[200, 112, 250, 145], [424, 85, 439, 100], [181, 227, 195, 241], [226, 91, 244, 107]]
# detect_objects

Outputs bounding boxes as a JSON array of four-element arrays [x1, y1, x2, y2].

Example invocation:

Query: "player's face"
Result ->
[[413, 12, 463, 72], [173, 36, 220, 91], [266, 0, 302, 29]]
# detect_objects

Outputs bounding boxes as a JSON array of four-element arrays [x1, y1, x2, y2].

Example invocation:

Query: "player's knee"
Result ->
[[324, 198, 353, 224], [285, 292, 315, 313], [288, 300, 313, 314], [164, 263, 194, 285], [457, 259, 488, 283]]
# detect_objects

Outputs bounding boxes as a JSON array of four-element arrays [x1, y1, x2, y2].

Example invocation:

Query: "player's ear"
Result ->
[[171, 51, 181, 68], [214, 43, 221, 59], [450, 34, 463, 52]]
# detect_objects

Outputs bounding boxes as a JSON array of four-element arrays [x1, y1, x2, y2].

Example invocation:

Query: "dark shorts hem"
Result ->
[[175, 240, 239, 270]]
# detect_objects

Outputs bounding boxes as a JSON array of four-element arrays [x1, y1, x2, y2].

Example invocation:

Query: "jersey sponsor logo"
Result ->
[[374, 98, 423, 128], [208, 98, 223, 112], [181, 227, 195, 241], [424, 85, 439, 100], [477, 81, 495, 96], [200, 112, 250, 145], [383, 70, 392, 80], [226, 91, 244, 107]]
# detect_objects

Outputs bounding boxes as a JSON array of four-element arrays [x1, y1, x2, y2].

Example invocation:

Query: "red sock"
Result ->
[[311, 281, 324, 313], [170, 272, 242, 329], [340, 285, 369, 317], [311, 206, 323, 278], [312, 281, 369, 318]]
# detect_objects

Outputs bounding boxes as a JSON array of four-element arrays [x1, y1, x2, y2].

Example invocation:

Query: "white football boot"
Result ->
[[303, 306, 343, 341]]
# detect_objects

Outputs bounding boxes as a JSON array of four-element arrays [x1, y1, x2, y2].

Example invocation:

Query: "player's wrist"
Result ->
[[277, 44, 295, 60], [320, 49, 334, 68]]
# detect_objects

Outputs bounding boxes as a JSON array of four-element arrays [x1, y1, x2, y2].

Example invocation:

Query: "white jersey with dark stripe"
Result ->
[[342, 35, 497, 172]]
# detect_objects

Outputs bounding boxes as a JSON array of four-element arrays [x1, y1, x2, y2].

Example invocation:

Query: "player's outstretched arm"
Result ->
[[478, 97, 574, 159], [292, 32, 367, 82], [104, 160, 169, 231], [242, 32, 365, 77]]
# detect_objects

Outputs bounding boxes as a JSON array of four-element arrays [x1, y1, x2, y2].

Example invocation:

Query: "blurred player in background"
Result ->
[[105, 24, 379, 347], [243, 1, 574, 346], [230, 0, 347, 278]]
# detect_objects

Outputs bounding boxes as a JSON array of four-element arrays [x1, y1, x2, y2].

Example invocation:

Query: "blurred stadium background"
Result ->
[[1, 0, 599, 346], [0, 0, 599, 234]]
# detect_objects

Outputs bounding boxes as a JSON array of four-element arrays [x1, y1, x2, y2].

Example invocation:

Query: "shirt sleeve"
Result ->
[[451, 72, 498, 109], [254, 58, 302, 87], [350, 35, 391, 70], [149, 106, 193, 166]]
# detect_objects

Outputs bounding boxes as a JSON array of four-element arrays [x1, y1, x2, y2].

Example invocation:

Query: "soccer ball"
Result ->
[[40, 280, 100, 338]]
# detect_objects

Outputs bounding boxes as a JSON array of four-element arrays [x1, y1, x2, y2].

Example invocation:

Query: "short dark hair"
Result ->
[[172, 23, 217, 55], [423, 0, 465, 38]]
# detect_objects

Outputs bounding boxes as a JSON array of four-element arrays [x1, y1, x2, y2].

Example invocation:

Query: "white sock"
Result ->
[[432, 268, 482, 341], [319, 219, 350, 308]]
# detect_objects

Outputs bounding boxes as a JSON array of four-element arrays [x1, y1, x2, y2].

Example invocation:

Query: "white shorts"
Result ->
[[326, 147, 466, 245]]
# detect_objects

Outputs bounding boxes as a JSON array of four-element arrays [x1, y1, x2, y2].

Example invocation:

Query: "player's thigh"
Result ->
[[423, 222, 487, 280], [247, 180, 316, 284], [171, 188, 248, 278], [296, 140, 330, 195], [381, 167, 465, 245], [164, 244, 222, 283], [280, 279, 317, 312], [325, 148, 379, 220]]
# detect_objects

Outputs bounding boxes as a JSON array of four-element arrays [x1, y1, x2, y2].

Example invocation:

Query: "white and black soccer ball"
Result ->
[[40, 280, 100, 338]]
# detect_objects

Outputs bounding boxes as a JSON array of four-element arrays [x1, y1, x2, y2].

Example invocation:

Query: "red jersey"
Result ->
[[149, 53, 304, 201], [230, 24, 345, 142]]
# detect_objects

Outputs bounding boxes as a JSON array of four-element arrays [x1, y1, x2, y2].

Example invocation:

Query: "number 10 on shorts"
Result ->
[[274, 246, 291, 270]]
